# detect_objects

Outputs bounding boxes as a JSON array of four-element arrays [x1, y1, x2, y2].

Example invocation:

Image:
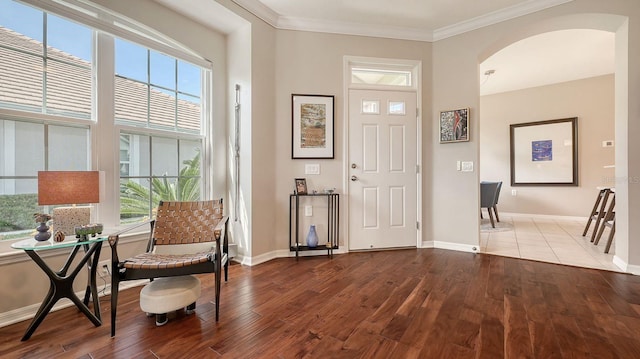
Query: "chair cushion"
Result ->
[[122, 252, 212, 270]]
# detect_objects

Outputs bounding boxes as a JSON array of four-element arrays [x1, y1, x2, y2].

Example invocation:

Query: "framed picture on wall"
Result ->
[[439, 108, 470, 143], [510, 117, 578, 186], [291, 94, 335, 159]]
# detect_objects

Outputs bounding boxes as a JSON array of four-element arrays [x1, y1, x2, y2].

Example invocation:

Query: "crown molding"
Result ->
[[433, 0, 574, 41], [277, 16, 433, 42], [231, 0, 573, 42], [231, 0, 280, 26]]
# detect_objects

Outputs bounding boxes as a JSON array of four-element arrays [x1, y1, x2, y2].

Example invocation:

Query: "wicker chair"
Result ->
[[108, 200, 229, 337]]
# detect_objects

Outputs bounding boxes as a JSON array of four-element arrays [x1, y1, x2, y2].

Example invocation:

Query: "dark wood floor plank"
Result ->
[[2, 249, 640, 358]]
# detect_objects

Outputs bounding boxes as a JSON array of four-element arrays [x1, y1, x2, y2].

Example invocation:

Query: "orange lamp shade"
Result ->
[[37, 171, 100, 205]]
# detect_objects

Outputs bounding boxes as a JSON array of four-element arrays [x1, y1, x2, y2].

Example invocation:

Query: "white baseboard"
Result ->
[[500, 212, 587, 221], [434, 241, 479, 253], [0, 279, 147, 329], [612, 256, 640, 274]]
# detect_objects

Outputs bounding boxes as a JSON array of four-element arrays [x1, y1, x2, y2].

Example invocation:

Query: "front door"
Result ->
[[348, 89, 418, 250]]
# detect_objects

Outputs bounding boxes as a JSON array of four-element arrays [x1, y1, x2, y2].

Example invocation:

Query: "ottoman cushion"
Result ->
[[140, 275, 201, 314]]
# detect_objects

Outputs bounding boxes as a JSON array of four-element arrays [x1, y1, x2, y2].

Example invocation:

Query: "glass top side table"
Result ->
[[11, 236, 107, 341]]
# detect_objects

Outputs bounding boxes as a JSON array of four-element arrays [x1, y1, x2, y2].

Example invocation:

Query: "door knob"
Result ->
[[351, 175, 358, 181]]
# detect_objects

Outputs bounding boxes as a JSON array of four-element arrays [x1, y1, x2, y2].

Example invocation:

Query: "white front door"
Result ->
[[348, 89, 418, 250]]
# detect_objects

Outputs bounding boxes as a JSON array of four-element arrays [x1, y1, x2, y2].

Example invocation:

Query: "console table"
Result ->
[[289, 193, 339, 259], [11, 236, 106, 340]]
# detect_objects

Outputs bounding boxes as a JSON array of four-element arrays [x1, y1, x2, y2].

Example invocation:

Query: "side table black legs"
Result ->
[[20, 242, 102, 341]]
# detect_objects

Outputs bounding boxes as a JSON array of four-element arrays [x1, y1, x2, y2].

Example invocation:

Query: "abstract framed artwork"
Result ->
[[291, 94, 335, 159], [510, 117, 578, 186], [439, 108, 469, 143]]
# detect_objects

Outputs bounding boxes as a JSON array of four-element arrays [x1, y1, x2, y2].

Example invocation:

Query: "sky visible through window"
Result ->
[[0, 0, 201, 97]]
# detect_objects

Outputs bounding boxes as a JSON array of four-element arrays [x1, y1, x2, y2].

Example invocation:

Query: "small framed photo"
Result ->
[[439, 108, 470, 143], [294, 178, 307, 195]]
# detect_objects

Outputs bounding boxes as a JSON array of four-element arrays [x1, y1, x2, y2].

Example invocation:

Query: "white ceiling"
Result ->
[[154, 0, 615, 95]]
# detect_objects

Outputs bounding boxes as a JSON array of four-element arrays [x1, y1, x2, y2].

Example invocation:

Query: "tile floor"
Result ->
[[480, 214, 621, 272]]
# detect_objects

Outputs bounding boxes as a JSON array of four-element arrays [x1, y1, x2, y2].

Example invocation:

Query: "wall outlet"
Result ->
[[98, 260, 110, 277], [512, 189, 517, 196]]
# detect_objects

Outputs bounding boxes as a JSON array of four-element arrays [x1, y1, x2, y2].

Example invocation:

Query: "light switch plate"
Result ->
[[304, 205, 313, 216], [305, 164, 320, 175], [461, 161, 474, 172]]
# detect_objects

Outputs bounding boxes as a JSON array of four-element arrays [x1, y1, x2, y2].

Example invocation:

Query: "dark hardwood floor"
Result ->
[[2, 248, 640, 358]]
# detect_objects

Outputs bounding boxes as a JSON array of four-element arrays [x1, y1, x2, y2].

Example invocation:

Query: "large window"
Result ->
[[0, 0, 211, 241]]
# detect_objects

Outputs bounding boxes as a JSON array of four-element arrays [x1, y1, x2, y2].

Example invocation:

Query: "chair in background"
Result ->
[[480, 182, 500, 228], [108, 199, 229, 337], [593, 191, 616, 253], [582, 188, 612, 242]]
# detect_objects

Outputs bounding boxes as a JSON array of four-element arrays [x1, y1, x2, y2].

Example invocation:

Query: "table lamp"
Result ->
[[38, 171, 100, 237]]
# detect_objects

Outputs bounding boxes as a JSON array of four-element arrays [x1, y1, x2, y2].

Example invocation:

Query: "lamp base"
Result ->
[[52, 206, 91, 236]]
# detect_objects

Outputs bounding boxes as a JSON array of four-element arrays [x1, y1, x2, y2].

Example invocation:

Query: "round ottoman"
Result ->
[[140, 275, 201, 326]]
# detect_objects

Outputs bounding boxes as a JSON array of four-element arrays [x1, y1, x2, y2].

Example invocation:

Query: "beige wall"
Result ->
[[480, 75, 615, 216], [430, 0, 639, 267], [273, 31, 432, 254]]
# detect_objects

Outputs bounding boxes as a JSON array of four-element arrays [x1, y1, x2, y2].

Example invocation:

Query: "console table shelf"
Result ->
[[289, 193, 339, 259]]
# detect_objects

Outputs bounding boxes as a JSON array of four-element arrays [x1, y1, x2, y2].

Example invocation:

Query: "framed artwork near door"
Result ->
[[439, 108, 469, 143], [509, 117, 578, 186], [292, 94, 334, 159]]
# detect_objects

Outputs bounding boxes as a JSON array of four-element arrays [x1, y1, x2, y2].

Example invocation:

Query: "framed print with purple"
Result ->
[[510, 117, 578, 186], [292, 94, 335, 159]]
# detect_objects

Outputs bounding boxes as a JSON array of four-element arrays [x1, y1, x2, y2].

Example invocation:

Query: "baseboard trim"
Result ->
[[501, 212, 587, 221], [0, 279, 147, 329], [612, 256, 640, 274], [434, 241, 479, 253]]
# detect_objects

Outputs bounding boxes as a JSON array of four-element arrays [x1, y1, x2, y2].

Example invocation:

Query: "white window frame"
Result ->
[[0, 0, 214, 254]]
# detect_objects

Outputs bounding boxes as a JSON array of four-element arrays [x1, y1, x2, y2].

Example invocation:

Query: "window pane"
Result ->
[[362, 100, 379, 114], [115, 78, 148, 126], [123, 134, 150, 177], [149, 86, 176, 130], [389, 101, 406, 115], [14, 122, 44, 176], [46, 60, 92, 119], [115, 38, 147, 82], [47, 14, 92, 62], [114, 38, 203, 134], [177, 60, 200, 96], [0, 1, 93, 119], [352, 68, 411, 86], [0, 0, 43, 52], [48, 125, 89, 170], [177, 93, 201, 133], [150, 50, 175, 90], [0, 45, 43, 113], [152, 137, 178, 176], [120, 178, 151, 224], [0, 179, 39, 239], [179, 140, 201, 172]]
